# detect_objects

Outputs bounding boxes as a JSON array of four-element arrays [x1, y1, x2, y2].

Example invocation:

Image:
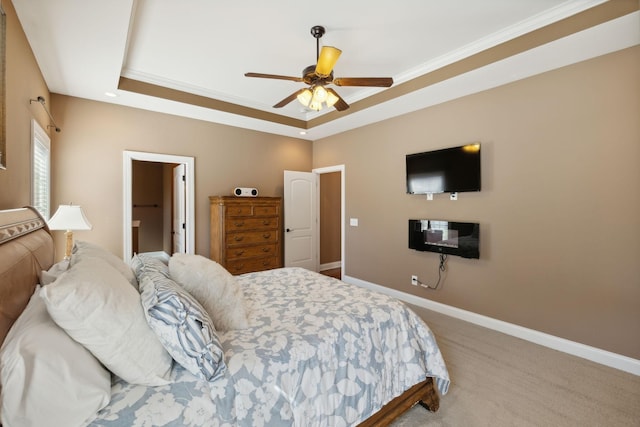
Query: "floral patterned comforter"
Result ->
[[90, 267, 449, 427]]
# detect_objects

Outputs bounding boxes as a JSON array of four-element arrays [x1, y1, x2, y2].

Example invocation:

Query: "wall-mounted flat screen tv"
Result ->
[[406, 143, 481, 194]]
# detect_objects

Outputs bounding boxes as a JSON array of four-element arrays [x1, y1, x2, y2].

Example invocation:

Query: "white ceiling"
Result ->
[[12, 0, 640, 140]]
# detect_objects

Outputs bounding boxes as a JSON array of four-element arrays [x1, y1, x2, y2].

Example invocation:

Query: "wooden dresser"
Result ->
[[209, 196, 283, 275]]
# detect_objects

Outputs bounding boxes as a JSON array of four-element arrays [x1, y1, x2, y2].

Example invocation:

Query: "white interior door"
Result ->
[[284, 170, 318, 271], [172, 164, 186, 254]]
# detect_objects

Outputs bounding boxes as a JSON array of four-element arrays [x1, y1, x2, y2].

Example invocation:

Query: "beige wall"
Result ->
[[313, 46, 640, 359], [49, 95, 312, 260], [0, 0, 50, 209]]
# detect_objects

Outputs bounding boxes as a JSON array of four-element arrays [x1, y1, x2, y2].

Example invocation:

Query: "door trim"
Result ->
[[313, 165, 345, 278], [123, 151, 195, 260]]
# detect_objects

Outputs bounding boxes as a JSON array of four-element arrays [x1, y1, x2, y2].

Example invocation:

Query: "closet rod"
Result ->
[[29, 96, 61, 132]]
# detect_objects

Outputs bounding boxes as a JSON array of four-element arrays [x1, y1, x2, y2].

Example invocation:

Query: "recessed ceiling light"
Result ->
[[299, 131, 307, 135], [104, 92, 117, 97]]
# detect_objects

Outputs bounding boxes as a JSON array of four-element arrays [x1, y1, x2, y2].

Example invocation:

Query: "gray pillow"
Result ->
[[130, 252, 169, 280], [139, 271, 227, 382]]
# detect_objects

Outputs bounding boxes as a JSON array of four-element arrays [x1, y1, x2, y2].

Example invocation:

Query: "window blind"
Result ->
[[31, 120, 51, 220]]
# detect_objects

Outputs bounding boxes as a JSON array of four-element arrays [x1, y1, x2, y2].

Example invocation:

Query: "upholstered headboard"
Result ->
[[0, 207, 54, 346]]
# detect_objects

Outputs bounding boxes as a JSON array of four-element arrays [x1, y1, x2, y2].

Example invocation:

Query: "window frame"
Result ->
[[31, 119, 51, 220]]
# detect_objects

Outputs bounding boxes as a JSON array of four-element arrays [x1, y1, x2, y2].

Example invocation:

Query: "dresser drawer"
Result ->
[[226, 256, 279, 275], [227, 244, 278, 260], [227, 230, 278, 247], [210, 196, 283, 274], [225, 204, 279, 217], [225, 205, 253, 217], [253, 205, 279, 216], [225, 216, 279, 232]]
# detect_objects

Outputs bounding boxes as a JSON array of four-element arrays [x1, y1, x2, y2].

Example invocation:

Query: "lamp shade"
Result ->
[[315, 46, 342, 77], [313, 85, 328, 103], [48, 205, 92, 231], [296, 88, 313, 106], [326, 90, 339, 107]]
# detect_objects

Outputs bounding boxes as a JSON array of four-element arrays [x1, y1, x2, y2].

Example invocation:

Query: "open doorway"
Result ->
[[319, 171, 342, 277], [131, 160, 181, 257], [123, 151, 195, 261], [283, 165, 344, 278], [315, 165, 344, 279]]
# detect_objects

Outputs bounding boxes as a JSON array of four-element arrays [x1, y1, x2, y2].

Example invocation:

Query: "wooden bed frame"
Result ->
[[0, 207, 439, 426]]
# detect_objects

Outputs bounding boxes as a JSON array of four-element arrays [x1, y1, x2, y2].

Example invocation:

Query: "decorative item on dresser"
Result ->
[[209, 196, 282, 275]]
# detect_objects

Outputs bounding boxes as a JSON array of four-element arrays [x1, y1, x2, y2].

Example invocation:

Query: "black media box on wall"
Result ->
[[234, 187, 258, 197], [408, 219, 480, 259]]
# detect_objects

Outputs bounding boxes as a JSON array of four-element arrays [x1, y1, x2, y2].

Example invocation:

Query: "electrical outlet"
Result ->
[[411, 275, 418, 286]]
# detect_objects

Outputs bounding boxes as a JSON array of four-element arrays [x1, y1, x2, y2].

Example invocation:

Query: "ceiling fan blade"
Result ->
[[315, 46, 342, 77], [273, 90, 304, 108], [245, 72, 303, 82], [333, 77, 393, 87], [326, 88, 349, 111]]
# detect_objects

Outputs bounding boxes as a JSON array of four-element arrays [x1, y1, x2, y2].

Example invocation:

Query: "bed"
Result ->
[[0, 207, 449, 427]]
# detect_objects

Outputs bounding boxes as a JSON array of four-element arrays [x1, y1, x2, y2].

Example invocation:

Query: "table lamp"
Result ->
[[47, 204, 92, 259]]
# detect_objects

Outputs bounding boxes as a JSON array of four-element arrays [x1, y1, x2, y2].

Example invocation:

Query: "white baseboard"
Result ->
[[320, 261, 341, 271], [343, 274, 640, 376]]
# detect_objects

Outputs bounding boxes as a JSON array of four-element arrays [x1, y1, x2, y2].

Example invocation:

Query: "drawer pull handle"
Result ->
[[235, 221, 244, 227], [235, 264, 244, 270], [235, 250, 245, 256], [234, 236, 244, 242], [263, 260, 271, 266], [262, 247, 271, 253], [262, 220, 270, 225], [262, 233, 271, 239]]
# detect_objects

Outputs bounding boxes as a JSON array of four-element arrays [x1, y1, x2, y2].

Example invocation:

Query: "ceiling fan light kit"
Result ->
[[297, 85, 339, 111], [245, 25, 393, 112]]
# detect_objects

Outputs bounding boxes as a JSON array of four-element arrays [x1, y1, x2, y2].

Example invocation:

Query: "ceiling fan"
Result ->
[[245, 25, 393, 112]]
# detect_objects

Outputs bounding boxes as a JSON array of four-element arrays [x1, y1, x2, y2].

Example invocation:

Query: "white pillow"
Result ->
[[1, 287, 111, 427], [39, 259, 70, 285], [71, 240, 138, 289], [169, 254, 249, 331], [41, 257, 172, 386]]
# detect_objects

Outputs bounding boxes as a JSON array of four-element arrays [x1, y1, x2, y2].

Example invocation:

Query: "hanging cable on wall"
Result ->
[[29, 96, 61, 132], [415, 253, 448, 290]]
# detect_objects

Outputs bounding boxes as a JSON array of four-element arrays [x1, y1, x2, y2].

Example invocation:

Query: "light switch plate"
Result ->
[[350, 218, 359, 227]]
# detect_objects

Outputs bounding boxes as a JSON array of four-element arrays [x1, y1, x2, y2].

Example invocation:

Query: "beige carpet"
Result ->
[[389, 305, 640, 426]]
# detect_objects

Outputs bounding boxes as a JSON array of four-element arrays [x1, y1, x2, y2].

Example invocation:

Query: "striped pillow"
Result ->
[[139, 270, 226, 382], [130, 253, 169, 279]]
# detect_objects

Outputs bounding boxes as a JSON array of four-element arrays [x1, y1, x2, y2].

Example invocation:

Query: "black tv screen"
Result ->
[[406, 144, 481, 194], [409, 219, 480, 259]]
